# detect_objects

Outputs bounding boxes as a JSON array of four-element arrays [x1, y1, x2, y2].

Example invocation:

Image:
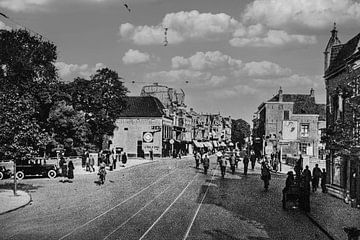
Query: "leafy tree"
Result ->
[[63, 68, 128, 149], [47, 100, 90, 155], [231, 119, 251, 149], [0, 29, 58, 160]]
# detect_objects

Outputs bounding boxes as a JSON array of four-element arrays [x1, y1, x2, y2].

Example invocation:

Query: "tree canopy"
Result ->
[[231, 118, 251, 149]]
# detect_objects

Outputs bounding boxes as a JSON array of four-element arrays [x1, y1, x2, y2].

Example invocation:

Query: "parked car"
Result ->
[[0, 166, 12, 180], [15, 158, 59, 180]]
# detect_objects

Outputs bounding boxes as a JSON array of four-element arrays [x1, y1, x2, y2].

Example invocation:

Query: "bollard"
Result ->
[[344, 227, 360, 240]]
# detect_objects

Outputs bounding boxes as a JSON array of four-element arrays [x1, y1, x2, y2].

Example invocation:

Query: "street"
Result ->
[[0, 156, 329, 240]]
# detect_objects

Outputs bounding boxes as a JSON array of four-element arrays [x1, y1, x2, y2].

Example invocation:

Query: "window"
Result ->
[[300, 124, 309, 137], [284, 110, 289, 120]]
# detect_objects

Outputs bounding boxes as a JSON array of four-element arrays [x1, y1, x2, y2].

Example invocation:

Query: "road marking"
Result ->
[[183, 166, 218, 240], [58, 170, 176, 240], [103, 185, 172, 240], [138, 173, 199, 240]]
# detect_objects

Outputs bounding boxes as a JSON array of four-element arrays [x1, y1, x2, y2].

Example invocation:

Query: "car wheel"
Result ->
[[16, 171, 24, 180], [0, 172, 3, 180], [47, 170, 57, 179]]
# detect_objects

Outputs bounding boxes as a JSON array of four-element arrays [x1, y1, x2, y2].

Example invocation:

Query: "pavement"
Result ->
[[1, 156, 359, 240]]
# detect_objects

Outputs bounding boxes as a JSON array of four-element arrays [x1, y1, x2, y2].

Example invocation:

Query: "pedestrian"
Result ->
[[59, 155, 67, 179], [282, 171, 295, 208], [299, 175, 311, 212], [250, 151, 256, 170], [89, 155, 95, 172], [111, 151, 117, 170], [229, 153, 236, 174], [121, 152, 128, 167], [98, 161, 106, 184], [261, 161, 271, 191], [216, 151, 223, 165], [203, 154, 210, 174], [302, 165, 312, 185], [243, 154, 249, 175], [321, 168, 327, 193], [67, 160, 74, 183], [195, 151, 201, 169], [219, 156, 227, 178], [294, 159, 303, 181], [312, 164, 322, 192], [149, 149, 154, 160]]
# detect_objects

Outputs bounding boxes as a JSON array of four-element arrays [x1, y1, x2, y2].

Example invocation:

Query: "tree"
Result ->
[[47, 100, 90, 155], [231, 119, 251, 149], [0, 29, 58, 160], [63, 68, 128, 150]]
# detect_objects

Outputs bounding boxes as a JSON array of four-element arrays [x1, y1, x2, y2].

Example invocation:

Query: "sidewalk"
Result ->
[[280, 162, 360, 240], [0, 189, 31, 215], [308, 190, 360, 240]]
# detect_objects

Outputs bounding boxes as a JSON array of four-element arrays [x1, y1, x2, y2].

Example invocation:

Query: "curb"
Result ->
[[0, 190, 32, 216], [305, 212, 336, 240]]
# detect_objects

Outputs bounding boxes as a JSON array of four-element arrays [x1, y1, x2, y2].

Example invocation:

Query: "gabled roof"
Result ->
[[268, 93, 325, 119], [118, 96, 165, 118], [325, 32, 360, 76], [269, 94, 314, 103]]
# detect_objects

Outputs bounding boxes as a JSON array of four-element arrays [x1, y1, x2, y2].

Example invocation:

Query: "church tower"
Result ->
[[324, 23, 341, 73]]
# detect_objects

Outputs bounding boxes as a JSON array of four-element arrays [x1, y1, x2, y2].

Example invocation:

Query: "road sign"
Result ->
[[143, 132, 154, 143], [169, 139, 174, 144]]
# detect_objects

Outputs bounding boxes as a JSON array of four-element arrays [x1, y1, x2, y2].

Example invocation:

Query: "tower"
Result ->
[[324, 23, 341, 73]]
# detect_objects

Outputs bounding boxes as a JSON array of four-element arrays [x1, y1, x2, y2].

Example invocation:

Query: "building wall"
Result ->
[[110, 118, 164, 157]]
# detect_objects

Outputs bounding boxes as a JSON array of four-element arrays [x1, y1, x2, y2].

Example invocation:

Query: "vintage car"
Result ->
[[15, 158, 59, 180], [0, 166, 12, 180]]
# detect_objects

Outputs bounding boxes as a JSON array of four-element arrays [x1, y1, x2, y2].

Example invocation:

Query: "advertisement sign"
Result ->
[[143, 132, 154, 143], [282, 121, 298, 140]]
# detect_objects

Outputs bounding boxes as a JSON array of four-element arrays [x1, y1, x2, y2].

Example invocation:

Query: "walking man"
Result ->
[[229, 153, 236, 174], [250, 151, 256, 170], [321, 168, 327, 193], [261, 161, 271, 191], [312, 164, 322, 192], [219, 156, 227, 178], [243, 154, 249, 175], [195, 151, 201, 169], [203, 154, 210, 175]]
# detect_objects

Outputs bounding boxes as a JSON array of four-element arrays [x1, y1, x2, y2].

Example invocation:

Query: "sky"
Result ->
[[1, 0, 360, 124]]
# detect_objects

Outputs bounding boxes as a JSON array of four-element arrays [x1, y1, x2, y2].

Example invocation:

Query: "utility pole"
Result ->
[[13, 159, 17, 196]]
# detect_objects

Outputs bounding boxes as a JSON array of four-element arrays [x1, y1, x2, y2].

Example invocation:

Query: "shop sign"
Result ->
[[143, 132, 154, 143]]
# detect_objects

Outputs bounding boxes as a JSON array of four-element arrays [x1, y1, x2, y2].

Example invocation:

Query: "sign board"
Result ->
[[282, 121, 298, 140], [151, 126, 161, 131], [169, 139, 174, 144], [143, 132, 154, 143]]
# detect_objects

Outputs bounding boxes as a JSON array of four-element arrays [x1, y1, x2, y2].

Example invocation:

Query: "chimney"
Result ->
[[278, 87, 283, 102], [310, 88, 315, 98]]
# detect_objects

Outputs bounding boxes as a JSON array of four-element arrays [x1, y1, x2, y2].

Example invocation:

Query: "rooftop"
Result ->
[[118, 96, 166, 118]]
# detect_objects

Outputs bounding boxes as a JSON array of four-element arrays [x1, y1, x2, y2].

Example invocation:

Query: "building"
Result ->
[[323, 25, 360, 204], [253, 87, 326, 165], [110, 96, 173, 158]]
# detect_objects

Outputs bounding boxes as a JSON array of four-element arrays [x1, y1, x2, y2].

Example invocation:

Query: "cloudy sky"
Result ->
[[1, 0, 360, 124]]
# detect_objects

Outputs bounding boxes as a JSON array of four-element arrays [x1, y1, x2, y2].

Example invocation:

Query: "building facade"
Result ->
[[253, 88, 325, 164], [110, 96, 173, 158], [323, 25, 360, 204]]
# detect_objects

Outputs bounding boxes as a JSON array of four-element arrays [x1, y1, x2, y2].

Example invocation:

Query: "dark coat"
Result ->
[[67, 163, 74, 179], [122, 154, 128, 164]]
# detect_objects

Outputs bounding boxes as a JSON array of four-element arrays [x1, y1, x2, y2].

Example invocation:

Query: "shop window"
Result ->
[[299, 143, 308, 154]]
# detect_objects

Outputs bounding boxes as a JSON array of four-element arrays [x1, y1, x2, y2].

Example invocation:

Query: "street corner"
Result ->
[[0, 189, 32, 215]]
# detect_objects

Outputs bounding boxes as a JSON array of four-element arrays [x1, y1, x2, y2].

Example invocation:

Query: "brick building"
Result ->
[[110, 96, 173, 158], [323, 25, 360, 204], [252, 88, 325, 164]]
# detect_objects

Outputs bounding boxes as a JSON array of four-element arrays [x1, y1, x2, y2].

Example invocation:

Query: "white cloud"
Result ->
[[0, 0, 51, 12], [0, 20, 11, 30], [230, 29, 316, 47], [119, 10, 317, 47], [119, 10, 240, 45], [243, 61, 292, 77], [172, 51, 242, 71], [55, 61, 106, 80], [242, 0, 360, 30], [122, 49, 150, 65]]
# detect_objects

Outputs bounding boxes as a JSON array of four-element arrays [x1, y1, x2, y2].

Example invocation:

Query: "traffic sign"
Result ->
[[169, 139, 174, 144], [143, 132, 154, 143]]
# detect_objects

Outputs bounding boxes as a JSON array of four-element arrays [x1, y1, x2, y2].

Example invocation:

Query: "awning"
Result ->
[[220, 142, 227, 147], [212, 141, 219, 147], [193, 140, 204, 148]]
